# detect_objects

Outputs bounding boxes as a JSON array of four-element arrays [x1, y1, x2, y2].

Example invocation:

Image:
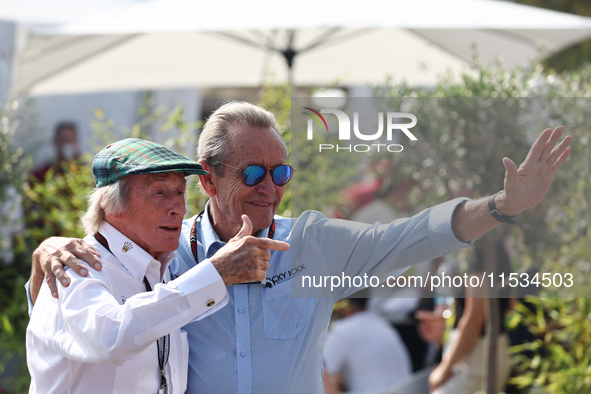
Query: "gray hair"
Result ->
[[81, 177, 131, 235], [197, 101, 287, 177]]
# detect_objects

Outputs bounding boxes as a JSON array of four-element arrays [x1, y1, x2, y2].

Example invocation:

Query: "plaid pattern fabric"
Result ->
[[92, 138, 207, 188]]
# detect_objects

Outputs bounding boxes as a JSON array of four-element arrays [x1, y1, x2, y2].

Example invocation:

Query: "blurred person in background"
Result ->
[[323, 291, 412, 393], [31, 121, 82, 182], [415, 303, 446, 369], [369, 256, 447, 372], [428, 241, 512, 394]]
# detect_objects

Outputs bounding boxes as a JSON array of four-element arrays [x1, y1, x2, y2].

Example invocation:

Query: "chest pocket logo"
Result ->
[[261, 280, 319, 340]]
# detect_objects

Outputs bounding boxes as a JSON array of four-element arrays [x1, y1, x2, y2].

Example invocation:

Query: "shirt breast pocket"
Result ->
[[261, 280, 319, 340]]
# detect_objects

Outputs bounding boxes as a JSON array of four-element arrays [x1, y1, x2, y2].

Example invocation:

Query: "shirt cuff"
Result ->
[[428, 197, 475, 255], [168, 259, 228, 321]]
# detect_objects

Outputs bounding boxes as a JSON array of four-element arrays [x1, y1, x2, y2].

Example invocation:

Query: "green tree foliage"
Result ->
[[0, 101, 34, 393], [376, 61, 591, 393], [257, 81, 294, 217], [24, 161, 93, 244], [515, 1, 591, 21], [514, 0, 591, 72], [376, 61, 591, 285], [509, 298, 591, 393]]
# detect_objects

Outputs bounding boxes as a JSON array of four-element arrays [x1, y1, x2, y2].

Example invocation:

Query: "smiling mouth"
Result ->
[[159, 226, 180, 233], [247, 202, 273, 207]]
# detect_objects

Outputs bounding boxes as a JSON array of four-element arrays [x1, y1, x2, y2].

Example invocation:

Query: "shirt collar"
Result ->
[[98, 222, 177, 281], [201, 202, 270, 255]]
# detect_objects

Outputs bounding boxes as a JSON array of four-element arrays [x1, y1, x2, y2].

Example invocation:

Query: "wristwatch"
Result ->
[[488, 191, 515, 224]]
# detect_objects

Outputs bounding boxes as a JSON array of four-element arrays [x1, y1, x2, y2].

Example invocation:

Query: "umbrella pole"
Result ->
[[281, 48, 296, 87], [282, 29, 297, 87]]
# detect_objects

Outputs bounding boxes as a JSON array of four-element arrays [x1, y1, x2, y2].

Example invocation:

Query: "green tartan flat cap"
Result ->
[[92, 138, 207, 188]]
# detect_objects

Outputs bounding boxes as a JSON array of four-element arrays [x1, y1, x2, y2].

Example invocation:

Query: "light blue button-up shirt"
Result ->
[[171, 198, 472, 394]]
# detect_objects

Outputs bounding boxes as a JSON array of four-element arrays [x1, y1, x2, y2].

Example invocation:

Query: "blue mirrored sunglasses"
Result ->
[[210, 159, 294, 186]]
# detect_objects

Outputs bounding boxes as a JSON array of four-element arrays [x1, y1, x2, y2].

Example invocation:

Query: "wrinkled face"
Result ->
[[111, 173, 187, 260], [202, 125, 287, 241]]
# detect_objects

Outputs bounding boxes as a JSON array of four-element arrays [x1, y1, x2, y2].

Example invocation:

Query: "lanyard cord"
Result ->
[[94, 232, 171, 391], [142, 278, 170, 391], [190, 210, 276, 287], [190, 210, 276, 264]]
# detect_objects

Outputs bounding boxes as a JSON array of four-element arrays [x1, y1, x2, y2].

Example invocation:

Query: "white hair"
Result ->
[[197, 101, 286, 177], [81, 178, 131, 235]]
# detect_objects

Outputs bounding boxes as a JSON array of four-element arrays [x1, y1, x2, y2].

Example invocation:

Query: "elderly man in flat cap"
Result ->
[[26, 138, 288, 394]]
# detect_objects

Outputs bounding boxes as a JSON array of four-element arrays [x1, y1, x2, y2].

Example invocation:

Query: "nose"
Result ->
[[254, 170, 276, 196], [169, 194, 187, 217]]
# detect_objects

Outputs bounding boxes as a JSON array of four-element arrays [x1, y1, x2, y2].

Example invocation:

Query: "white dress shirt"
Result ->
[[324, 311, 412, 393], [26, 222, 228, 394]]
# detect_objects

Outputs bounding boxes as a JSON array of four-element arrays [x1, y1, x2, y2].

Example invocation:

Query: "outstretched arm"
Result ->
[[452, 126, 571, 243]]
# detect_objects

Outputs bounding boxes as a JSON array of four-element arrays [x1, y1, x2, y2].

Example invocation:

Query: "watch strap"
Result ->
[[488, 191, 515, 224]]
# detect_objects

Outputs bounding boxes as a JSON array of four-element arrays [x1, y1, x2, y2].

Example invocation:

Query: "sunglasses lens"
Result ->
[[243, 166, 266, 186], [272, 165, 292, 186]]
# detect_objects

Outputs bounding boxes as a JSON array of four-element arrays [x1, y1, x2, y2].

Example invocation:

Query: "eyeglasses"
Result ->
[[209, 159, 294, 186]]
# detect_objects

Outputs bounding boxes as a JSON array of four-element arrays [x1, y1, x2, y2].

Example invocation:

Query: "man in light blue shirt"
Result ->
[[31, 101, 571, 393], [172, 199, 469, 393]]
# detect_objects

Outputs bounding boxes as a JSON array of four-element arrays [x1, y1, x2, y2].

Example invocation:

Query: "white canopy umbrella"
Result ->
[[0, 0, 134, 25], [7, 0, 591, 95]]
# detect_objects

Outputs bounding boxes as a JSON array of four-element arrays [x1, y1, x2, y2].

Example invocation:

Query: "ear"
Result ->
[[102, 200, 125, 221], [198, 160, 217, 198], [102, 208, 122, 229]]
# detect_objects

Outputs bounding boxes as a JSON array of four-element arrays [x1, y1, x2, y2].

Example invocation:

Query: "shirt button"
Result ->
[[136, 275, 143, 281], [206, 300, 215, 307], [240, 350, 247, 357], [238, 307, 245, 314], [150, 262, 158, 268]]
